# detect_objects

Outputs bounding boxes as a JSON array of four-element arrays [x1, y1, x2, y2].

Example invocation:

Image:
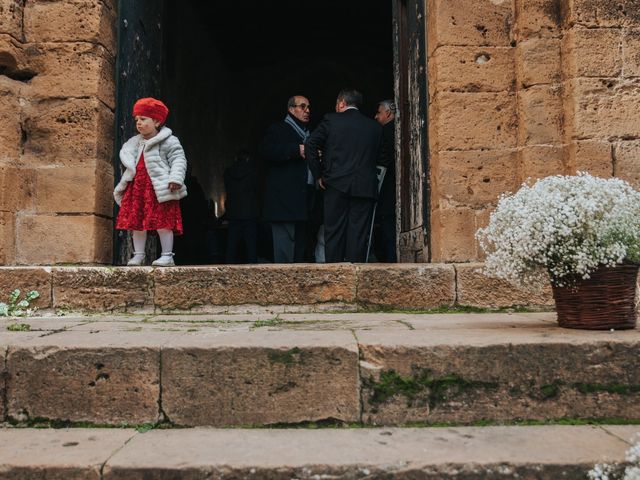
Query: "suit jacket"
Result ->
[[306, 109, 382, 199], [259, 119, 309, 222]]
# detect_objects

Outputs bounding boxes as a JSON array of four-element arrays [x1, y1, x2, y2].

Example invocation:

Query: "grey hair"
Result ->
[[379, 99, 396, 114], [287, 96, 307, 109]]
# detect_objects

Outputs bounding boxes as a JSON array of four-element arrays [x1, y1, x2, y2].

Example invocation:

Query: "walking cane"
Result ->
[[366, 166, 387, 263]]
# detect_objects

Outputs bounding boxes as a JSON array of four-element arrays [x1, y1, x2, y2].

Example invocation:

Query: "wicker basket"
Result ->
[[551, 263, 639, 330]]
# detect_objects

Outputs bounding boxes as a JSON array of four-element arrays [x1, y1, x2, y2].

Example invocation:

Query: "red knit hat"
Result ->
[[133, 97, 169, 124]]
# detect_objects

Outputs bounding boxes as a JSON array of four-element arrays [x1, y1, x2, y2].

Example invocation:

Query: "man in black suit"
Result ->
[[260, 95, 313, 263], [374, 99, 397, 263], [306, 89, 382, 263]]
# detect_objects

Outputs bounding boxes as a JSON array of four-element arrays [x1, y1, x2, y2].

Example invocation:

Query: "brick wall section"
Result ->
[[428, 0, 519, 262], [428, 0, 640, 263], [0, 0, 116, 265], [563, 0, 640, 187]]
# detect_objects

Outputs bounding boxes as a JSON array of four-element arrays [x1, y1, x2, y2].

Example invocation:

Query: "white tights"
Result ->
[[132, 229, 174, 255]]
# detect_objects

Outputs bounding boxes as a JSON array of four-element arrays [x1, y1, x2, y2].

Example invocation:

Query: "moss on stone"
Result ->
[[366, 369, 499, 408]]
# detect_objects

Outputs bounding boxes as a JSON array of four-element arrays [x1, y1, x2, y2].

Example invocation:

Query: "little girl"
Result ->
[[114, 97, 188, 266]]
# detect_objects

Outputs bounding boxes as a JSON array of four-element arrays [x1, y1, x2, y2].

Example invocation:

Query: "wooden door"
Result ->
[[393, 0, 430, 262], [113, 0, 166, 264]]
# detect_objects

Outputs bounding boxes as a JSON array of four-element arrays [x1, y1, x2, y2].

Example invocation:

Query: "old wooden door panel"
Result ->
[[393, 0, 429, 262], [113, 0, 166, 264]]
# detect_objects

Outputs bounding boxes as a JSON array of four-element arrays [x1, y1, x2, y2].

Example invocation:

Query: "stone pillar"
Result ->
[[428, 0, 518, 262], [0, 0, 116, 265]]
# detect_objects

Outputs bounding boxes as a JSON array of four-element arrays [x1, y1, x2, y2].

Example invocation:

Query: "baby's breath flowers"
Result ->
[[476, 173, 640, 288]]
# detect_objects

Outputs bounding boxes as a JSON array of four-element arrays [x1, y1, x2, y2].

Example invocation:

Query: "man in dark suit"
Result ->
[[374, 99, 397, 263], [306, 89, 382, 263], [260, 95, 313, 262]]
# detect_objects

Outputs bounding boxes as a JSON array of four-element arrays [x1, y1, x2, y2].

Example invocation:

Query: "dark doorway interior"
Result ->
[[158, 1, 393, 264]]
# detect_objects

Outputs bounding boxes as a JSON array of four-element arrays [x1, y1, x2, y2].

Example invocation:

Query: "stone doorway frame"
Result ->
[[113, 0, 430, 265]]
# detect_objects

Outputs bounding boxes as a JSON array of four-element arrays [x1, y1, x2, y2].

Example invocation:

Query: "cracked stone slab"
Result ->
[[0, 428, 135, 480], [161, 330, 360, 426], [153, 265, 357, 311], [101, 425, 632, 479], [5, 331, 171, 425]]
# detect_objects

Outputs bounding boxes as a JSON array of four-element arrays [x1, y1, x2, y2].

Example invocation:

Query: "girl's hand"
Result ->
[[168, 182, 181, 192]]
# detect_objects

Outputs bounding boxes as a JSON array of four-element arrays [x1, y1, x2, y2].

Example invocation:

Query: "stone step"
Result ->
[[0, 425, 638, 479], [1, 312, 639, 427], [0, 264, 554, 313]]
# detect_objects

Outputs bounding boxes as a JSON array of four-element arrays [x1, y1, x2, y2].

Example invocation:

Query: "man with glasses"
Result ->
[[259, 95, 313, 263], [306, 89, 383, 263]]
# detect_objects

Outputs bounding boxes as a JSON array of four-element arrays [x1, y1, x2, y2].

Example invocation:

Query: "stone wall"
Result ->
[[0, 0, 116, 265], [428, 0, 640, 262], [0, 0, 638, 265]]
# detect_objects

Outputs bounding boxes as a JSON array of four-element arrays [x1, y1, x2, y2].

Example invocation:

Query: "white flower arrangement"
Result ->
[[589, 435, 640, 480], [476, 173, 640, 287]]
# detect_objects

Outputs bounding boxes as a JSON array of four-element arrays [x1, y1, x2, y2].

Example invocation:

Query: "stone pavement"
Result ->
[[0, 425, 638, 479], [1, 312, 639, 427]]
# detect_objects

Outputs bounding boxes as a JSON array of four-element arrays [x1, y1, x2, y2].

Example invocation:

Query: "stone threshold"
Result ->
[[0, 263, 554, 313], [1, 313, 639, 427], [1, 425, 637, 479]]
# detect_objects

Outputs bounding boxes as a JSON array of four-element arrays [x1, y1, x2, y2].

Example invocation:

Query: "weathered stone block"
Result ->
[[7, 333, 161, 424], [0, 76, 24, 162], [359, 331, 640, 424], [517, 37, 562, 87], [162, 331, 360, 426], [429, 0, 515, 50], [153, 265, 357, 311], [567, 78, 640, 140], [623, 29, 640, 77], [456, 263, 553, 308], [515, 0, 564, 38], [356, 264, 455, 309], [24, 0, 116, 54], [568, 0, 640, 28], [25, 42, 115, 108], [568, 140, 612, 177], [0, 165, 35, 212], [0, 210, 14, 265], [16, 214, 112, 265], [0, 266, 52, 309], [521, 145, 566, 180], [35, 164, 113, 216], [563, 27, 622, 78], [22, 97, 114, 167], [432, 46, 515, 92], [53, 267, 153, 312], [0, 429, 133, 480], [614, 140, 640, 189], [435, 92, 517, 150], [437, 149, 519, 206], [430, 207, 478, 262], [518, 85, 563, 145], [0, 0, 24, 40]]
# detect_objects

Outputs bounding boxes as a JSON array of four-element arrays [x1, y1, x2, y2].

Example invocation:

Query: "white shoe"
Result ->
[[152, 253, 175, 267], [127, 252, 145, 266]]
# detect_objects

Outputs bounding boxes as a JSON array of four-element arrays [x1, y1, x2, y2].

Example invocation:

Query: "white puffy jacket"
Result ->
[[114, 126, 188, 205]]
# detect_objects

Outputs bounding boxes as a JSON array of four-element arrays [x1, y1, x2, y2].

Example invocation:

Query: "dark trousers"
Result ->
[[226, 219, 257, 264], [271, 222, 307, 263], [323, 184, 374, 263]]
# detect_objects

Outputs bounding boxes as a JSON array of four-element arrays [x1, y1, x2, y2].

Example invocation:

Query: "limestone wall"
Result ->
[[0, 0, 116, 265], [428, 0, 640, 262]]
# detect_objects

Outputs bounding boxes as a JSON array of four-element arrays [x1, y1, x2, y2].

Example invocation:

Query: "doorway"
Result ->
[[114, 0, 415, 265]]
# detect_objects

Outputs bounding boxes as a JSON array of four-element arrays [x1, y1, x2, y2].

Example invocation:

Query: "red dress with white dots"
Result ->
[[115, 152, 183, 234]]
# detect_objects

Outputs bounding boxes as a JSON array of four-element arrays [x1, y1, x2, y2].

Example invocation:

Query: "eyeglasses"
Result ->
[[293, 103, 311, 111]]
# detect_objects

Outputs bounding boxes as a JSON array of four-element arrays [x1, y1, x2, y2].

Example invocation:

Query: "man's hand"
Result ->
[[168, 182, 181, 192], [317, 178, 326, 190], [299, 144, 305, 158]]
